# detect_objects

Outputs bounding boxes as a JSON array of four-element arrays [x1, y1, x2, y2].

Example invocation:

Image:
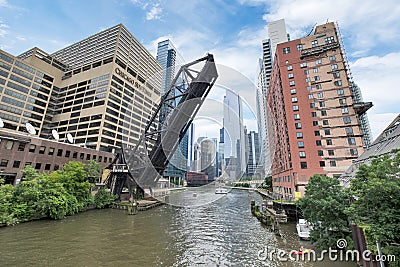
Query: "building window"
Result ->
[[319, 161, 325, 167], [326, 139, 333, 145], [312, 112, 317, 117], [314, 76, 320, 81], [48, 147, 55, 156], [331, 64, 338, 70], [334, 80, 342, 86], [328, 150, 335, 156], [314, 130, 320, 136], [289, 80, 295, 86], [313, 121, 318, 126], [330, 161, 337, 167], [80, 153, 84, 160], [6, 141, 14, 150], [0, 159, 9, 167], [45, 163, 51, 170], [337, 89, 344, 96], [298, 141, 304, 148], [316, 84, 322, 89], [291, 97, 298, 103], [316, 92, 323, 98], [300, 62, 307, 68], [310, 103, 315, 108], [39, 146, 46, 154], [323, 120, 329, 125], [290, 88, 296, 94], [318, 150, 324, 156], [329, 55, 336, 61], [313, 68, 318, 73], [35, 163, 42, 170], [333, 72, 340, 78], [25, 162, 32, 167], [13, 160, 21, 168], [299, 151, 306, 158], [29, 144, 36, 153], [294, 114, 300, 120], [345, 127, 354, 135], [325, 36, 334, 43], [65, 150, 71, 157], [287, 65, 293, 71], [17, 143, 25, 151], [319, 101, 325, 107], [311, 40, 318, 47], [339, 98, 347, 105], [305, 77, 311, 82], [304, 70, 309, 75], [316, 140, 322, 146], [297, 44, 303, 50], [288, 73, 294, 78], [57, 149, 63, 157], [295, 123, 302, 129], [283, 47, 290, 54], [300, 162, 308, 169], [54, 164, 59, 171], [308, 94, 314, 99], [342, 107, 349, 114], [348, 137, 356, 145], [73, 152, 78, 158], [350, 148, 358, 156], [296, 132, 303, 138], [325, 129, 331, 135], [293, 105, 299, 111], [315, 59, 322, 65], [321, 110, 327, 116]]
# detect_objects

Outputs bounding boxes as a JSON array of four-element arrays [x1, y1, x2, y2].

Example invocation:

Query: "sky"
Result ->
[[0, 0, 399, 142]]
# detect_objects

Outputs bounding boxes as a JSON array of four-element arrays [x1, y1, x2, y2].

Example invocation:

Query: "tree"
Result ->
[[0, 179, 17, 225], [94, 188, 117, 209], [297, 174, 352, 249], [84, 160, 103, 183], [346, 152, 400, 265]]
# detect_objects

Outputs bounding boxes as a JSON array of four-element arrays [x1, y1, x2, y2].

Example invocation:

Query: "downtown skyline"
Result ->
[[0, 0, 399, 140]]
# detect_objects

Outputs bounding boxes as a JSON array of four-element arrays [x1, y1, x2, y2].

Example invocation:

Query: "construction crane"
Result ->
[[106, 54, 218, 200]]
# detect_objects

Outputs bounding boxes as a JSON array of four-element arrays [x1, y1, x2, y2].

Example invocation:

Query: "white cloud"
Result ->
[[146, 4, 162, 20]]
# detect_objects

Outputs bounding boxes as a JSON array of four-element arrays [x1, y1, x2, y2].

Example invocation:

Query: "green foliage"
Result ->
[[0, 161, 104, 225], [297, 174, 351, 249], [94, 188, 117, 209], [346, 152, 400, 265], [84, 160, 103, 183]]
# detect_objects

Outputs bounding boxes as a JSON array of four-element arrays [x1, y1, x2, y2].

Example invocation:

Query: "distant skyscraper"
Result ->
[[223, 90, 246, 178], [245, 130, 261, 177], [257, 19, 289, 177], [156, 39, 188, 182]]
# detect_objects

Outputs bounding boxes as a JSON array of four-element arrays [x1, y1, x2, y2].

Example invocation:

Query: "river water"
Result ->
[[0, 190, 356, 266]]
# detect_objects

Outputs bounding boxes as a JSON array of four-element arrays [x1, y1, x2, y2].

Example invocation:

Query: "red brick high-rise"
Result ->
[[267, 22, 372, 200]]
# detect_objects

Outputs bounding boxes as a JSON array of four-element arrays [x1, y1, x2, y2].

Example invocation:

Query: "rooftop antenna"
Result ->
[[0, 118, 4, 128], [52, 129, 60, 141], [66, 133, 74, 144], [26, 122, 37, 135], [306, 23, 317, 37]]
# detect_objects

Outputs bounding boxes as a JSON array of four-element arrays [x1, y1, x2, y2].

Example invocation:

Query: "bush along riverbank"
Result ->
[[0, 161, 117, 226]]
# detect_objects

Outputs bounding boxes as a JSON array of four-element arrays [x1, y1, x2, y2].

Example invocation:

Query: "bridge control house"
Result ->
[[0, 24, 163, 184]]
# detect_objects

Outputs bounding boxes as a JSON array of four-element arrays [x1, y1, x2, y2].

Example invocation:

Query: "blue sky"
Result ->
[[0, 0, 399, 140]]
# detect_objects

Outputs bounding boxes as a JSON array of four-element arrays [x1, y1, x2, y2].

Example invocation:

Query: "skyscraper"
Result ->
[[257, 19, 289, 177], [223, 90, 245, 178], [267, 22, 372, 200], [1, 24, 162, 153], [245, 130, 261, 178], [156, 39, 188, 183]]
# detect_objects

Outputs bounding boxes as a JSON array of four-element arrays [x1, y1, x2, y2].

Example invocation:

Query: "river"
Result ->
[[0, 190, 356, 266]]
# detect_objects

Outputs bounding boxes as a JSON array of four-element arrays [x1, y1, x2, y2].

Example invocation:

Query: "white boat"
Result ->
[[215, 187, 228, 194], [296, 219, 311, 240]]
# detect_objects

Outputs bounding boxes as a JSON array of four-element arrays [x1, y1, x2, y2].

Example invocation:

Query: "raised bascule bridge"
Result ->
[[105, 54, 218, 200]]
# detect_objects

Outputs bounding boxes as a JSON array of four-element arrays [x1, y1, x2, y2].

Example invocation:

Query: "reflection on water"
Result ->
[[0, 190, 355, 266]]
